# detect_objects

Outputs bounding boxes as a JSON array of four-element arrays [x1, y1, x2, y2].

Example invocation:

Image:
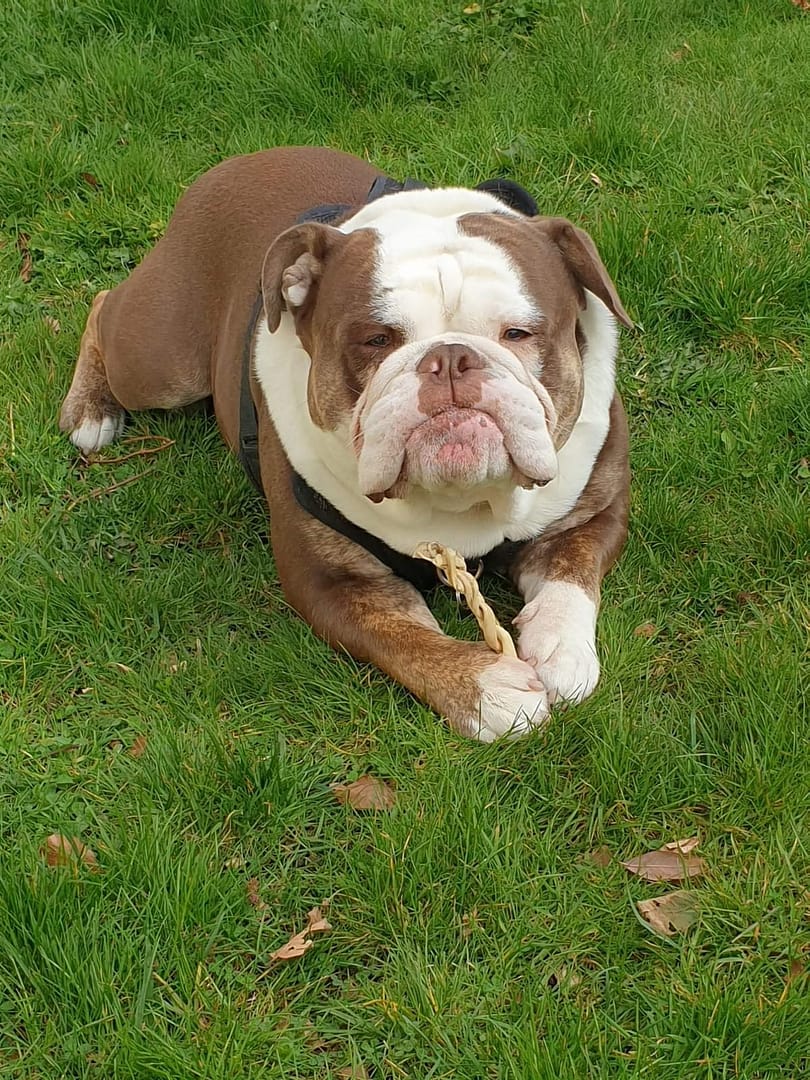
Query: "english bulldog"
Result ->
[[60, 146, 632, 742]]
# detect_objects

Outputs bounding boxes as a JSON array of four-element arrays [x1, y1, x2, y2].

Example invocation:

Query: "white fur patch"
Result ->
[[70, 413, 125, 453], [514, 580, 599, 704], [469, 655, 550, 743], [254, 186, 618, 560]]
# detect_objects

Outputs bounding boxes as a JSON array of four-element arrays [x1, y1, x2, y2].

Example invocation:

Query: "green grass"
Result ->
[[1, 0, 808, 1076]]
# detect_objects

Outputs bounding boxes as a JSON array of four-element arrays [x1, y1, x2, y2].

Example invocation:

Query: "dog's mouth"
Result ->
[[362, 406, 554, 501], [404, 407, 508, 486]]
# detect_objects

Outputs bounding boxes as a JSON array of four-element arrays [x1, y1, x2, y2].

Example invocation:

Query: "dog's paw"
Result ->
[[66, 411, 126, 453], [465, 655, 550, 743], [514, 581, 599, 705]]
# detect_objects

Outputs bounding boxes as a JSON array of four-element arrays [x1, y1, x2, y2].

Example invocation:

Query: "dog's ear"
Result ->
[[475, 179, 538, 217], [261, 222, 346, 332], [535, 217, 633, 329]]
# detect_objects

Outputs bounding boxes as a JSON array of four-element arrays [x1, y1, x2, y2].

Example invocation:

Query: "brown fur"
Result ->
[[60, 146, 630, 736]]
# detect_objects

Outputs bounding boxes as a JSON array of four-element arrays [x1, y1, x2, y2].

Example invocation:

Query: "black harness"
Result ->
[[238, 174, 537, 591]]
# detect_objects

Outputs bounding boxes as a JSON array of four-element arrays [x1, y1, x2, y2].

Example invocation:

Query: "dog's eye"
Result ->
[[503, 328, 532, 342], [364, 334, 391, 348]]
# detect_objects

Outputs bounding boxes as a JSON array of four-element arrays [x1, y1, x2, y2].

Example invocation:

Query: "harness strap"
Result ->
[[238, 290, 266, 495]]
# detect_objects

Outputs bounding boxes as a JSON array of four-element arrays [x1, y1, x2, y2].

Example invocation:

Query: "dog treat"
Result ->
[[413, 542, 517, 657]]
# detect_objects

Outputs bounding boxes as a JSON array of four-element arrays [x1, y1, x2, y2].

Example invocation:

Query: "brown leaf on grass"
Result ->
[[787, 958, 806, 985], [777, 957, 807, 1006], [128, 734, 147, 758], [337, 1067, 370, 1079], [43, 316, 61, 334], [331, 775, 396, 811], [735, 591, 762, 607], [270, 929, 314, 962], [585, 845, 613, 868], [622, 838, 705, 882], [80, 171, 100, 188], [662, 836, 700, 855], [306, 906, 332, 934], [246, 877, 268, 911], [269, 906, 332, 963], [41, 834, 100, 872], [17, 233, 32, 282], [637, 890, 700, 937], [633, 622, 657, 638]]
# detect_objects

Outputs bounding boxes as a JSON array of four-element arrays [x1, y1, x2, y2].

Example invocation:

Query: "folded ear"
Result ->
[[261, 222, 347, 332], [536, 217, 633, 329]]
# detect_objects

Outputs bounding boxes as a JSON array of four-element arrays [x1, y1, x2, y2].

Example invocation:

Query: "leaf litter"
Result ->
[[246, 877, 268, 911], [269, 906, 332, 963], [636, 890, 700, 937], [331, 774, 396, 811], [41, 834, 100, 873], [622, 836, 705, 882]]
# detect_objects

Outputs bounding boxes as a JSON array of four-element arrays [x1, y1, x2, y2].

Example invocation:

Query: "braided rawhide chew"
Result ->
[[412, 542, 517, 658]]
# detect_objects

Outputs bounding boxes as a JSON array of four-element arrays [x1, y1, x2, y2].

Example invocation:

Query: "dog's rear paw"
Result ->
[[467, 656, 550, 743], [63, 410, 126, 453], [59, 288, 125, 454]]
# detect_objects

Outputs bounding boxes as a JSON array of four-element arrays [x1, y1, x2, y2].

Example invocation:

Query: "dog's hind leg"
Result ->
[[60, 276, 213, 454], [59, 290, 126, 453]]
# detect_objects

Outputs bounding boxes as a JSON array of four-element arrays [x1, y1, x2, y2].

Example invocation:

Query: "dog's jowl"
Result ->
[[60, 146, 632, 742]]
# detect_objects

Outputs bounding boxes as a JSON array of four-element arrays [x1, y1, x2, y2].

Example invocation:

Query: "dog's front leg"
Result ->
[[510, 495, 628, 706], [273, 524, 549, 743]]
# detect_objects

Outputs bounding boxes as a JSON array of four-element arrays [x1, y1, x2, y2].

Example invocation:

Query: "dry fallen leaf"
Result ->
[[662, 835, 700, 855], [17, 233, 32, 282], [634, 622, 657, 638], [246, 877, 268, 911], [270, 929, 313, 962], [306, 906, 332, 933], [269, 905, 332, 963], [787, 958, 806, 985], [637, 890, 700, 937], [128, 734, 148, 758], [585, 845, 613, 868], [41, 834, 100, 873], [331, 775, 396, 811], [337, 1067, 370, 1079], [80, 171, 100, 188], [622, 838, 705, 882], [43, 316, 61, 334]]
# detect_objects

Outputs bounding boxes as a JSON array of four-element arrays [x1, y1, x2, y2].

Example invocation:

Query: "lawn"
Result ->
[[1, 0, 808, 1076]]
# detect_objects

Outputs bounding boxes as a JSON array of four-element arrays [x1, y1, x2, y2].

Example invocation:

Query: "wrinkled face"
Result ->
[[262, 193, 630, 502]]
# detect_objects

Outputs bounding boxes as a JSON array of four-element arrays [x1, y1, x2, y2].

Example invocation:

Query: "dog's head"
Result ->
[[262, 189, 631, 502]]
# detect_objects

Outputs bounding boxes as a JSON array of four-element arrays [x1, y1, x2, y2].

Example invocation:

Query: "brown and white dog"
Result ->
[[60, 147, 631, 742]]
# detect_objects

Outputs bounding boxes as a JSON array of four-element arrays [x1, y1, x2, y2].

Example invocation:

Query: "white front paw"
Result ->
[[514, 582, 599, 705], [469, 655, 550, 743]]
